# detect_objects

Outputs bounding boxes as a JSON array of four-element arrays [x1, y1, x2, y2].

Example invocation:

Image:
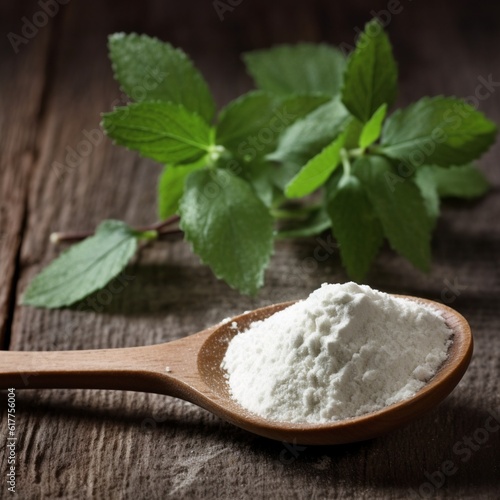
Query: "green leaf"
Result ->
[[280, 94, 332, 118], [158, 159, 205, 219], [179, 169, 274, 294], [216, 92, 278, 155], [432, 164, 490, 199], [343, 117, 364, 149], [108, 33, 215, 122], [22, 221, 143, 308], [271, 161, 303, 191], [216, 92, 329, 159], [354, 156, 432, 271], [243, 43, 346, 96], [359, 104, 387, 149], [414, 163, 489, 222], [380, 96, 497, 166], [102, 102, 212, 165], [285, 132, 346, 198], [326, 175, 384, 280], [341, 19, 397, 122], [268, 98, 350, 167], [239, 160, 275, 207], [414, 166, 440, 221], [276, 206, 331, 239]]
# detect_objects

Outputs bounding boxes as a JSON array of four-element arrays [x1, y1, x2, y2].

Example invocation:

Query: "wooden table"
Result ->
[[1, 0, 499, 498]]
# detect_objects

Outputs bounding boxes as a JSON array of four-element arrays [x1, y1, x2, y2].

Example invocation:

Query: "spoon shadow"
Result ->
[[12, 392, 499, 492]]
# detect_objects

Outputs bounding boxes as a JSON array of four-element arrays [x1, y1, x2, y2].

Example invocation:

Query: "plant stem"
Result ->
[[50, 215, 180, 244], [348, 147, 364, 158], [143, 216, 180, 232], [340, 148, 351, 179]]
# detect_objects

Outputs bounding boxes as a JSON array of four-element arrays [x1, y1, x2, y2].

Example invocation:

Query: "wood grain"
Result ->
[[0, 3, 53, 345], [0, 0, 499, 498]]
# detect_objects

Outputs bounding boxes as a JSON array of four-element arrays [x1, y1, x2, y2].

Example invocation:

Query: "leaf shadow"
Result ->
[[67, 262, 244, 318]]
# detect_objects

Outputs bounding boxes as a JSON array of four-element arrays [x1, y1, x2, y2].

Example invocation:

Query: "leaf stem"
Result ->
[[206, 144, 226, 167], [348, 147, 364, 158], [367, 145, 383, 156], [144, 216, 180, 232], [340, 148, 351, 179], [50, 215, 181, 244]]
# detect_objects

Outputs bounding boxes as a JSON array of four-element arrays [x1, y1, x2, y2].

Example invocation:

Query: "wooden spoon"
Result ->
[[0, 296, 472, 445]]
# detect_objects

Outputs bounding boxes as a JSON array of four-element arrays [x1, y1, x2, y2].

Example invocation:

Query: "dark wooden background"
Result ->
[[0, 0, 499, 498]]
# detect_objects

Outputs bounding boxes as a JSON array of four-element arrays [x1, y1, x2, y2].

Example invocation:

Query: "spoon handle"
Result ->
[[0, 333, 209, 398]]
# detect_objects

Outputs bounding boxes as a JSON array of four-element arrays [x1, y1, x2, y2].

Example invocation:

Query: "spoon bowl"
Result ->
[[0, 296, 472, 445]]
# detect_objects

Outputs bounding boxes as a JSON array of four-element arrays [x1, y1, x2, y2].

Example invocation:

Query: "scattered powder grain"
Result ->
[[221, 282, 452, 423]]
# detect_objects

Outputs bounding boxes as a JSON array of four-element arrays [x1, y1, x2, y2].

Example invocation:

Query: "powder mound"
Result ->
[[221, 282, 452, 423]]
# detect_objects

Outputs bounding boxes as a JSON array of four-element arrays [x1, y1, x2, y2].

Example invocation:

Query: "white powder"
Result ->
[[221, 282, 452, 423]]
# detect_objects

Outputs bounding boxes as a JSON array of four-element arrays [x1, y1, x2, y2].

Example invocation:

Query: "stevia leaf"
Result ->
[[243, 43, 346, 96], [239, 160, 276, 207], [179, 169, 274, 295], [432, 164, 490, 199], [158, 159, 206, 219], [326, 175, 384, 280], [355, 156, 433, 271], [101, 102, 212, 165], [22, 221, 145, 308], [276, 206, 331, 239], [108, 33, 215, 122], [343, 117, 364, 149], [271, 161, 304, 191], [414, 166, 440, 221], [359, 103, 387, 149], [380, 96, 497, 166], [216, 91, 278, 155], [280, 94, 332, 119], [341, 19, 397, 122], [285, 132, 346, 198], [216, 92, 329, 159], [268, 97, 350, 167]]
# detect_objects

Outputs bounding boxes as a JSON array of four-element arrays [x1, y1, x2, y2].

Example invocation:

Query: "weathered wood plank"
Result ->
[[0, 3, 54, 345], [1, 0, 499, 499]]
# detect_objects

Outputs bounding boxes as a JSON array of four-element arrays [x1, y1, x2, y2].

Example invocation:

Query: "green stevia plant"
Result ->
[[23, 19, 496, 308]]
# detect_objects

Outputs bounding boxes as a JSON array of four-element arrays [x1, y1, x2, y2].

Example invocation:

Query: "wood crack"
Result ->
[[1, 13, 64, 350]]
